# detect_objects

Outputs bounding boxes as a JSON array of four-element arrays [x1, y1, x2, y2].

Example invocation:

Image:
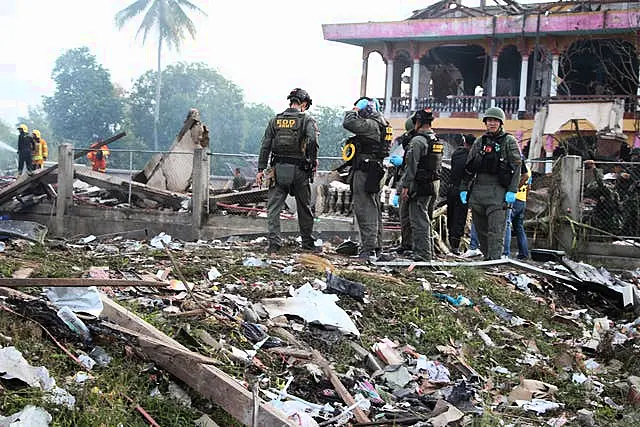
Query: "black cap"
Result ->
[[412, 108, 434, 124]]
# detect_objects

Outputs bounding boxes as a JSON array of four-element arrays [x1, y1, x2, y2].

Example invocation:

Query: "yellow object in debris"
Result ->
[[298, 253, 334, 273]]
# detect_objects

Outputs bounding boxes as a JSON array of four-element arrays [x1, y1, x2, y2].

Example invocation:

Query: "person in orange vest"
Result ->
[[31, 130, 48, 169], [87, 143, 109, 172]]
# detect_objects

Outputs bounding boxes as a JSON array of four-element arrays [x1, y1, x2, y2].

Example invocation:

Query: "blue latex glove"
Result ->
[[392, 194, 399, 208], [355, 98, 370, 110], [372, 98, 381, 112], [460, 191, 468, 204], [505, 191, 516, 204], [390, 155, 403, 167]]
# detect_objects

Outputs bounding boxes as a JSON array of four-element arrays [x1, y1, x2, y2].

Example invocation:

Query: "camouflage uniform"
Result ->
[[394, 127, 415, 252], [461, 131, 521, 260], [258, 107, 319, 250], [343, 110, 389, 254], [401, 129, 441, 261]]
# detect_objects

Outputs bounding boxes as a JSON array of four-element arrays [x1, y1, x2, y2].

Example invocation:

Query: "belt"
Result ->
[[355, 157, 383, 171], [273, 155, 303, 165]]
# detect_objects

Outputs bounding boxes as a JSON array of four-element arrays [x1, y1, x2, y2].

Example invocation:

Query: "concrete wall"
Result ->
[[15, 202, 357, 242]]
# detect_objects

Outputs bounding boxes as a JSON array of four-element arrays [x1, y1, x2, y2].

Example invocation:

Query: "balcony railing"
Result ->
[[527, 95, 640, 115], [383, 95, 639, 117]]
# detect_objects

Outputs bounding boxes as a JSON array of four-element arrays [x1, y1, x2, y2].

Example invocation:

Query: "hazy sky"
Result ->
[[0, 0, 437, 124]]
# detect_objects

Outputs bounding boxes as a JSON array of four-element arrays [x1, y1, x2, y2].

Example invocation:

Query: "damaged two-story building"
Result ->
[[323, 0, 640, 155]]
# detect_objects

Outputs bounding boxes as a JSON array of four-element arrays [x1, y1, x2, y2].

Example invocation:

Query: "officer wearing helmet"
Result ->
[[343, 96, 393, 259], [389, 114, 416, 254], [256, 88, 319, 253], [460, 107, 522, 260], [16, 124, 34, 175], [400, 108, 443, 262]]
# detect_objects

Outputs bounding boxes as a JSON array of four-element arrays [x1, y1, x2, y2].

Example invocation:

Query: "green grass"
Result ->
[[3, 242, 639, 425], [0, 307, 237, 425]]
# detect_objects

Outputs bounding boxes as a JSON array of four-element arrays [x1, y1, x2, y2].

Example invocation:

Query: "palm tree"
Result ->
[[115, 0, 205, 150]]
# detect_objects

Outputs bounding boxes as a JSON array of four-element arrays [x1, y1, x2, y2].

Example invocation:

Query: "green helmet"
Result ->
[[483, 107, 506, 123], [404, 116, 414, 132]]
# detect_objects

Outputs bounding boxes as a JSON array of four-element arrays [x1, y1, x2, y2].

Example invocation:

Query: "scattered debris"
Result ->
[[0, 346, 76, 409], [0, 405, 52, 427], [0, 231, 638, 425], [261, 283, 360, 336]]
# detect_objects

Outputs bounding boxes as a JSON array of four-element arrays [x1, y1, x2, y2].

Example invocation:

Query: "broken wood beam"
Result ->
[[75, 167, 185, 209], [210, 188, 269, 211], [100, 295, 294, 426], [74, 132, 127, 160], [102, 321, 221, 366], [0, 278, 170, 288], [312, 349, 371, 424]]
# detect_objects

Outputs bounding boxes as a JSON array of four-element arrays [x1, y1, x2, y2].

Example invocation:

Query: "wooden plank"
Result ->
[[210, 188, 268, 209], [0, 286, 38, 300], [101, 321, 221, 366], [0, 278, 168, 288], [75, 167, 185, 209], [100, 295, 294, 427], [312, 350, 370, 424], [75, 132, 127, 160]]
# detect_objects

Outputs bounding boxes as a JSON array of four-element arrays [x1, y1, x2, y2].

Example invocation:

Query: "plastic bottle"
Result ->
[[57, 306, 91, 341]]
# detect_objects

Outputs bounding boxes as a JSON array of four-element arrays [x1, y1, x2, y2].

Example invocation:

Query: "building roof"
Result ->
[[322, 1, 640, 46]]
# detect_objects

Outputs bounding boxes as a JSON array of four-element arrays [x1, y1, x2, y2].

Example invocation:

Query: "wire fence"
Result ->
[[208, 153, 343, 190], [69, 148, 346, 215], [71, 146, 640, 247], [581, 160, 640, 240]]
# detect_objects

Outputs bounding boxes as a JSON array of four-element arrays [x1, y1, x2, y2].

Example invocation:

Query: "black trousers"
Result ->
[[18, 152, 33, 173], [447, 188, 467, 250]]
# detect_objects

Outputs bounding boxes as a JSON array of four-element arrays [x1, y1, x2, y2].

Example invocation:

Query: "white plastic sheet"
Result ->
[[0, 405, 52, 427], [261, 283, 360, 336], [45, 286, 103, 317], [0, 347, 75, 409]]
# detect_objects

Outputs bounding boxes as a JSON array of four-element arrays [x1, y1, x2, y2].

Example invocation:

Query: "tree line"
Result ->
[[0, 47, 350, 171]]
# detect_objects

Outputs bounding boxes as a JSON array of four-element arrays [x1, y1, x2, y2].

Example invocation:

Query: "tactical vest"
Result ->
[[416, 133, 444, 182], [478, 134, 509, 174], [476, 133, 517, 188], [350, 122, 392, 159], [272, 111, 307, 158]]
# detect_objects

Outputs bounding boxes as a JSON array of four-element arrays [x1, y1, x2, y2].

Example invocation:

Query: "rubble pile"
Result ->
[[1, 233, 640, 426]]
